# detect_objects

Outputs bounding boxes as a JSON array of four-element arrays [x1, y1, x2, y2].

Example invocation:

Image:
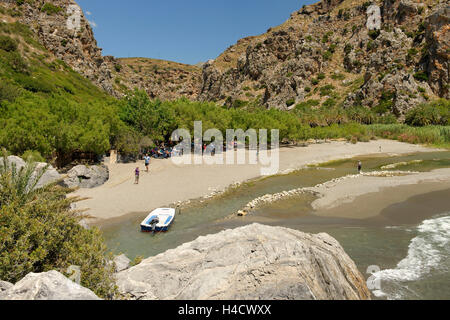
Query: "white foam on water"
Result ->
[[372, 214, 450, 299]]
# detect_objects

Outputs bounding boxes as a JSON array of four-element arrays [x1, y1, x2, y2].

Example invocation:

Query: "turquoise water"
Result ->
[[99, 151, 450, 300]]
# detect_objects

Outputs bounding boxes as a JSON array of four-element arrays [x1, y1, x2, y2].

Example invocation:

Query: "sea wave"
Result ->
[[372, 214, 450, 299]]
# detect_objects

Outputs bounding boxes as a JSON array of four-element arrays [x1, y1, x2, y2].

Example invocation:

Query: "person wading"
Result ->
[[357, 161, 362, 174]]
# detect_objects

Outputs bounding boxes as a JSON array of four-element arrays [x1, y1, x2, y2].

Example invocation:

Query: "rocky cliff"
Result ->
[[199, 0, 449, 117], [116, 223, 371, 300], [0, 0, 203, 100], [0, 0, 114, 94]]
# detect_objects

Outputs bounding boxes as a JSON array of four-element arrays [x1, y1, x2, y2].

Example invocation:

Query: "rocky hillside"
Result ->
[[199, 0, 449, 118], [0, 0, 202, 100], [106, 56, 202, 100], [1, 0, 447, 117], [0, 0, 115, 94]]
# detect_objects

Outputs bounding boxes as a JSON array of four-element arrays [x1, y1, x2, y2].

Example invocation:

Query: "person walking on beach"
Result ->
[[357, 161, 362, 174], [144, 154, 151, 173], [135, 167, 140, 184]]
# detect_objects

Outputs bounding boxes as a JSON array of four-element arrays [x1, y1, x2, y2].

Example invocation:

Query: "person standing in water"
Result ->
[[144, 154, 151, 173], [357, 161, 362, 174], [135, 167, 140, 184]]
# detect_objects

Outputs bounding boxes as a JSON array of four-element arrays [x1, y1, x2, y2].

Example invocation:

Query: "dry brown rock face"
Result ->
[[2, 0, 447, 110], [106, 57, 202, 100], [199, 0, 448, 113], [425, 5, 449, 98]]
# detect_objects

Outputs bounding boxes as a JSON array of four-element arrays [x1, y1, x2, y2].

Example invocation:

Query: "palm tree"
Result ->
[[0, 149, 50, 207]]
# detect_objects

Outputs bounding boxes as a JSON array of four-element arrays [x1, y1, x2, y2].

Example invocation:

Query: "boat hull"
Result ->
[[141, 225, 170, 232], [140, 208, 176, 233]]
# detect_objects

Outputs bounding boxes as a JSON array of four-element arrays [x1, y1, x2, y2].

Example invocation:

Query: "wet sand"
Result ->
[[311, 168, 450, 215], [314, 180, 450, 224]]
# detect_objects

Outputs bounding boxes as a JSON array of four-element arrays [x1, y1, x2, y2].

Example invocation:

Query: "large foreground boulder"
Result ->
[[116, 223, 371, 300], [62, 165, 109, 188], [0, 271, 100, 300], [0, 281, 13, 292]]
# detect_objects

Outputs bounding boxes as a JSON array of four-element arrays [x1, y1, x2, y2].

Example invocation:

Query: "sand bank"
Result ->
[[312, 172, 450, 220], [72, 140, 441, 222]]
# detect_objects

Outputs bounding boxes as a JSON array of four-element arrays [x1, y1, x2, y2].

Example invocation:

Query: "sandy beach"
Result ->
[[72, 139, 444, 222], [312, 169, 450, 219]]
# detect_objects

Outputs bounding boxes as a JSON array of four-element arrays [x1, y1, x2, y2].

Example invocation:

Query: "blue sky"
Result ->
[[76, 0, 313, 65]]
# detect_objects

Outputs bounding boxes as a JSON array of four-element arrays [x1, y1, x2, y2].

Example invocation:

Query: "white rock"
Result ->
[[116, 224, 371, 300], [114, 254, 131, 272], [0, 271, 100, 300]]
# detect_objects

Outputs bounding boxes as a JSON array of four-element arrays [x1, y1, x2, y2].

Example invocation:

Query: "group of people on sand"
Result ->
[[135, 154, 152, 184]]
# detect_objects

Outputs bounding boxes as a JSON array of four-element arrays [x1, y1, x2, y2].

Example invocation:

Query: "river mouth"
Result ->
[[99, 151, 450, 300]]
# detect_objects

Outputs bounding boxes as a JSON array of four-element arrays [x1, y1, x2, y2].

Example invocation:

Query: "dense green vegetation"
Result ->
[[405, 99, 449, 126], [119, 89, 450, 148], [40, 3, 63, 15], [0, 151, 117, 298], [0, 21, 130, 166]]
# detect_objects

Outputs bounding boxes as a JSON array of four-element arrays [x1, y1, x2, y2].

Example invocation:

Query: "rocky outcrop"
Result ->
[[2, 0, 446, 112], [62, 164, 109, 189], [0, 0, 114, 94], [0, 271, 100, 300], [0, 156, 62, 188], [425, 5, 449, 98], [114, 254, 131, 273], [198, 0, 447, 115], [0, 280, 13, 292], [116, 223, 371, 300]]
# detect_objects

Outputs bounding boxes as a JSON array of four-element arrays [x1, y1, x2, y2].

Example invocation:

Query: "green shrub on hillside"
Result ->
[[319, 84, 335, 96], [0, 35, 18, 52], [21, 149, 45, 163], [16, 74, 54, 93], [6, 51, 28, 73], [0, 152, 118, 298], [368, 124, 450, 147], [0, 22, 128, 165], [0, 81, 21, 103], [405, 99, 450, 126], [345, 105, 377, 125], [40, 3, 62, 15], [286, 98, 295, 107], [413, 71, 429, 82], [373, 91, 395, 115], [368, 29, 380, 40]]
